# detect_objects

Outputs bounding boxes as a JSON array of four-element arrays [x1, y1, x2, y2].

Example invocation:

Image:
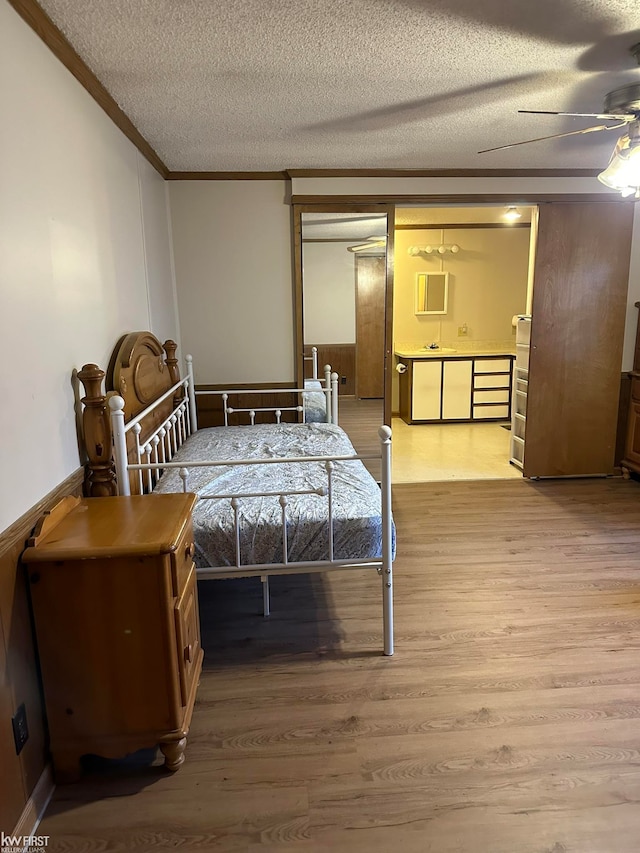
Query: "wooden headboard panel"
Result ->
[[78, 332, 181, 496], [106, 331, 181, 421]]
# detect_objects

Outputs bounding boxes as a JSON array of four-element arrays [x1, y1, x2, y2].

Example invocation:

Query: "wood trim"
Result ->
[[305, 345, 356, 395], [616, 371, 632, 467], [384, 205, 395, 427], [0, 466, 84, 831], [11, 765, 54, 839], [167, 171, 289, 181], [395, 222, 531, 230], [293, 206, 304, 389], [0, 467, 85, 552], [287, 169, 601, 178], [6, 0, 168, 178], [292, 194, 630, 205]]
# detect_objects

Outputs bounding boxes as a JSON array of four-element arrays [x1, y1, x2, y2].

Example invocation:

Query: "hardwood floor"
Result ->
[[39, 477, 640, 852]]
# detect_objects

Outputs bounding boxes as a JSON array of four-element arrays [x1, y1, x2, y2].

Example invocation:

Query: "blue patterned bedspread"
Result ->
[[153, 422, 394, 568]]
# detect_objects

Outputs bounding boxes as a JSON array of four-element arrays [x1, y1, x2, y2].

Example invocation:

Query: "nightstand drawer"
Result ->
[[174, 567, 201, 707], [171, 519, 195, 596]]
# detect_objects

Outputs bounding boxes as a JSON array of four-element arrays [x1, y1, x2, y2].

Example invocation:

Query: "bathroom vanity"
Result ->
[[396, 348, 515, 424]]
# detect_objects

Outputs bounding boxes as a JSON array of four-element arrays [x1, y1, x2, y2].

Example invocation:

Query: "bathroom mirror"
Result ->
[[415, 272, 449, 315], [293, 205, 393, 421]]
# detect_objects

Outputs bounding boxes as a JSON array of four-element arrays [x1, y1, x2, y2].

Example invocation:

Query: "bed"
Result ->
[[303, 345, 333, 423], [78, 332, 394, 655]]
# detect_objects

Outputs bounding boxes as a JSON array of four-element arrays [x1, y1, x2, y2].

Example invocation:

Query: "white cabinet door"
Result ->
[[442, 360, 472, 419], [412, 360, 442, 420]]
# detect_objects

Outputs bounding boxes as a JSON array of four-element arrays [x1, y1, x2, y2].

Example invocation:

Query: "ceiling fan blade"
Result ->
[[478, 122, 628, 154], [519, 109, 633, 120]]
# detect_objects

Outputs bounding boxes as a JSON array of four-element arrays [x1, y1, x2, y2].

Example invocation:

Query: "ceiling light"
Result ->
[[503, 207, 522, 221], [347, 238, 386, 253], [597, 124, 640, 198], [407, 244, 460, 256]]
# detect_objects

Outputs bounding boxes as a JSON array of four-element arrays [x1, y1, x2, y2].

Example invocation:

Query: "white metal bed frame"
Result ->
[[107, 354, 394, 655]]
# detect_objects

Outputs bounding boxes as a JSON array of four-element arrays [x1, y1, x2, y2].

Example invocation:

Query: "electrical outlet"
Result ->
[[12, 703, 29, 754], [341, 376, 347, 385], [458, 325, 469, 337]]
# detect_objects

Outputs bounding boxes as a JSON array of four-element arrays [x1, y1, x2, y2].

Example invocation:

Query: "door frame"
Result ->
[[292, 202, 395, 425], [292, 193, 633, 432]]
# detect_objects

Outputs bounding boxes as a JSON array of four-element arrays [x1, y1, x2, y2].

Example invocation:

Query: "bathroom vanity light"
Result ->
[[408, 244, 460, 256]]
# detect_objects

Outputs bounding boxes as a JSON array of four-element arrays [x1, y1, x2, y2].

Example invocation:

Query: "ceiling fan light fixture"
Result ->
[[597, 132, 640, 199], [503, 206, 522, 221], [347, 238, 386, 253]]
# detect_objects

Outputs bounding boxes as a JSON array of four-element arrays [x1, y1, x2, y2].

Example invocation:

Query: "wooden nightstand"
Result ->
[[22, 493, 202, 782]]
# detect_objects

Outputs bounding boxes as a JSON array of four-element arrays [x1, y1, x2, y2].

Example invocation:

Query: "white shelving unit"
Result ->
[[510, 316, 531, 470]]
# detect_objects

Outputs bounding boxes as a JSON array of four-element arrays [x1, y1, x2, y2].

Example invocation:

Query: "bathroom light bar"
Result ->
[[408, 244, 460, 256]]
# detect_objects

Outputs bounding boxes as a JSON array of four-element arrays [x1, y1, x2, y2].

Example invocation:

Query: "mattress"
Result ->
[[153, 422, 394, 568], [303, 378, 327, 422]]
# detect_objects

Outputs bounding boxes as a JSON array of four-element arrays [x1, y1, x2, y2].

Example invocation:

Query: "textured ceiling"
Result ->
[[33, 0, 640, 172]]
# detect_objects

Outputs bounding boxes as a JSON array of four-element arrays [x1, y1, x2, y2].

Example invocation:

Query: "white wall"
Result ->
[[0, 1, 178, 533], [302, 242, 356, 344], [168, 181, 293, 384]]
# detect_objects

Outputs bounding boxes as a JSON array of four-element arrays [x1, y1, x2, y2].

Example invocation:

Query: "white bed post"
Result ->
[[324, 364, 332, 423], [331, 372, 339, 426], [379, 425, 393, 656], [311, 346, 318, 380], [324, 364, 331, 424], [185, 354, 198, 433], [109, 396, 131, 496]]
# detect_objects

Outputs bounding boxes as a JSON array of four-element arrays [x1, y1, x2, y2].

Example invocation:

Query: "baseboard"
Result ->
[[11, 765, 54, 839]]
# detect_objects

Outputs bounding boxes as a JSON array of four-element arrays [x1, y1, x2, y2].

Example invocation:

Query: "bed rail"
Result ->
[[108, 397, 394, 654], [197, 369, 339, 426], [304, 345, 318, 380], [79, 342, 393, 654]]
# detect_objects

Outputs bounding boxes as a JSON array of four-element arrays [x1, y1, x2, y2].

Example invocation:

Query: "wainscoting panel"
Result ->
[[0, 467, 84, 831], [305, 344, 356, 396], [195, 383, 301, 427]]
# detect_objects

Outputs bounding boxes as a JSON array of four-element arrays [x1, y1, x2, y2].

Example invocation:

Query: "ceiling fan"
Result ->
[[347, 236, 387, 253], [479, 82, 640, 197]]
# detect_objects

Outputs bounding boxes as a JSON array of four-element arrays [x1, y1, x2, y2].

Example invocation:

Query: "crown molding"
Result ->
[[166, 171, 289, 180], [286, 168, 601, 178], [7, 0, 169, 178]]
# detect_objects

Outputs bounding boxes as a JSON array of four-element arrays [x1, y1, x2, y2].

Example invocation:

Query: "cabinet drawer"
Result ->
[[171, 519, 196, 596], [473, 405, 510, 419], [474, 358, 513, 373], [474, 374, 511, 390], [174, 567, 201, 707], [474, 389, 510, 404]]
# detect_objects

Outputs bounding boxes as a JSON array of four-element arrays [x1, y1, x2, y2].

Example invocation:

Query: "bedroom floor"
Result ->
[[337, 398, 521, 483], [39, 477, 640, 852]]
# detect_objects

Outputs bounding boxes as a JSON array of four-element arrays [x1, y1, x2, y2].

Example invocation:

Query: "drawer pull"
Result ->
[[184, 643, 193, 663], [185, 542, 195, 559]]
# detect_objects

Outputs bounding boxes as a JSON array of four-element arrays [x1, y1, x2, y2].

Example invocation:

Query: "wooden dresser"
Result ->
[[621, 302, 640, 479], [22, 493, 202, 782]]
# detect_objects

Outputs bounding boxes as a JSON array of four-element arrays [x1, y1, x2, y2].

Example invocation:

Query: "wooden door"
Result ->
[[524, 202, 634, 478], [355, 256, 386, 398]]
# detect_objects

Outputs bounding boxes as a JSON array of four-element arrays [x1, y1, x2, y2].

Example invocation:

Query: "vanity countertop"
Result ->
[[394, 348, 515, 359]]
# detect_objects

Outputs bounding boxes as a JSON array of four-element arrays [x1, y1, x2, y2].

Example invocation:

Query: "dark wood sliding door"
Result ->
[[524, 201, 634, 478]]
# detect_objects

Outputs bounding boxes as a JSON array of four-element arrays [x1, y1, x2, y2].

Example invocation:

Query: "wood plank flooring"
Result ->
[[39, 477, 640, 852]]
